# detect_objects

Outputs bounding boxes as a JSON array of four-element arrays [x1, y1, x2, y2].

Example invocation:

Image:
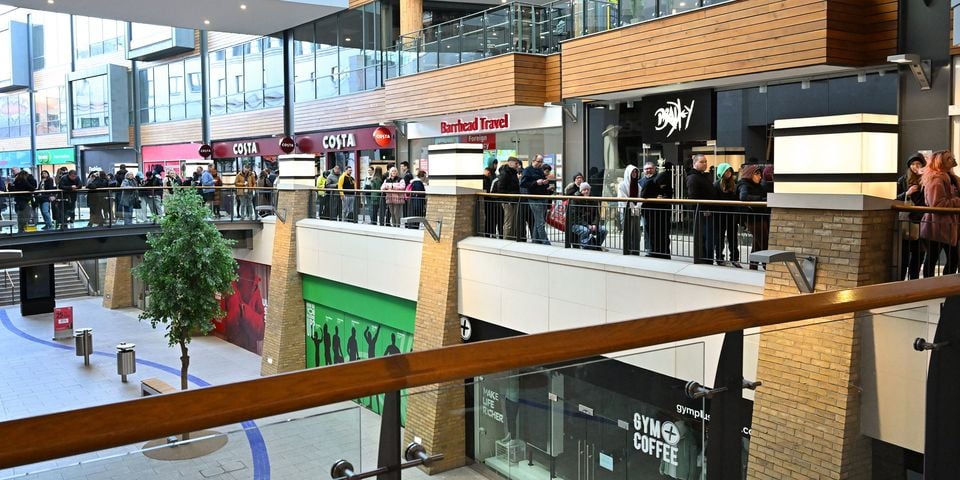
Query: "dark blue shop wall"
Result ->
[[717, 73, 899, 163]]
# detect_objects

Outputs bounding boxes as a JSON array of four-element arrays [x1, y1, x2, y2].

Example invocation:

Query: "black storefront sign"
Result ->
[[641, 89, 716, 143]]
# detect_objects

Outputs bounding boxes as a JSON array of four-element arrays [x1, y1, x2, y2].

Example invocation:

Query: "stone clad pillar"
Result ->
[[404, 187, 477, 473], [102, 257, 133, 309], [261, 155, 316, 376], [746, 194, 895, 479]]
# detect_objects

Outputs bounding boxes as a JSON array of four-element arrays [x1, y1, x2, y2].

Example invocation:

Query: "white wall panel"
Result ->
[[233, 217, 276, 265]]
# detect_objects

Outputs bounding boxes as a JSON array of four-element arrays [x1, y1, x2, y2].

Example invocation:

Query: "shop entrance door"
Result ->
[[557, 377, 631, 480]]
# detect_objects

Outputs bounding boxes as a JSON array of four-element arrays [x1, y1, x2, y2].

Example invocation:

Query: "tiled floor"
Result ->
[[0, 297, 491, 480]]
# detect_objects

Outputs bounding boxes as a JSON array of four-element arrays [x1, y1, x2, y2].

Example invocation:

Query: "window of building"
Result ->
[[209, 36, 286, 116], [0, 92, 31, 138], [34, 87, 67, 135], [31, 11, 72, 70], [139, 56, 203, 124], [73, 16, 126, 61], [72, 74, 110, 129]]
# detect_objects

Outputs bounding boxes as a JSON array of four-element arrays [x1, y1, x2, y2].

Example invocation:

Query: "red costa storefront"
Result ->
[[211, 135, 288, 178], [295, 125, 396, 178], [141, 143, 206, 175]]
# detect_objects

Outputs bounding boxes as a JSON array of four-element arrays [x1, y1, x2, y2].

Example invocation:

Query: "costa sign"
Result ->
[[279, 136, 295, 154], [322, 133, 356, 150], [373, 127, 393, 148], [233, 142, 260, 156], [440, 113, 510, 135], [198, 144, 213, 158]]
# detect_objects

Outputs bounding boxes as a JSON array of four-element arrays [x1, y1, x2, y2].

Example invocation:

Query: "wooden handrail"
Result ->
[[891, 202, 960, 215], [0, 275, 958, 468]]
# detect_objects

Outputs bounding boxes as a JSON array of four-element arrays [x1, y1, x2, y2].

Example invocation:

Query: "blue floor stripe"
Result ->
[[0, 310, 270, 479]]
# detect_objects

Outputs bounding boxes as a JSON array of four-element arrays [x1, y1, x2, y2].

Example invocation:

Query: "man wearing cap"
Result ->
[[569, 182, 607, 250]]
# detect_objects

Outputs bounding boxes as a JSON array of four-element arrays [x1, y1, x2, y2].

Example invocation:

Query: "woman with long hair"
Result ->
[[897, 154, 926, 279], [921, 150, 960, 277]]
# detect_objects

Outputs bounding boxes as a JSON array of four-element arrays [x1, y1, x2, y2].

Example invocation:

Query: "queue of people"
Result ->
[[898, 150, 960, 280], [316, 161, 428, 227]]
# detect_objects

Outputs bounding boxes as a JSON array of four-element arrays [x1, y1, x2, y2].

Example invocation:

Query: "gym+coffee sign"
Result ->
[[640, 89, 715, 143]]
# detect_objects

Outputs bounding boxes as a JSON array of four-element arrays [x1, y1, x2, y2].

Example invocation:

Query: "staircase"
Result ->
[[0, 263, 95, 307]]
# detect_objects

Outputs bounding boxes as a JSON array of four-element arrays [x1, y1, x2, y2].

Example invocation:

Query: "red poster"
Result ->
[[54, 307, 73, 331], [215, 261, 269, 355]]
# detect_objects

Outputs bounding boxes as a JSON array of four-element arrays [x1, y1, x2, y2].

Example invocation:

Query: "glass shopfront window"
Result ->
[[409, 127, 563, 176], [209, 35, 284, 116], [71, 74, 109, 130], [293, 2, 383, 103]]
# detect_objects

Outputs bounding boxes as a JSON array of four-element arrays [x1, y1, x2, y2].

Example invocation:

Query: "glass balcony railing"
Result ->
[[387, 0, 730, 78]]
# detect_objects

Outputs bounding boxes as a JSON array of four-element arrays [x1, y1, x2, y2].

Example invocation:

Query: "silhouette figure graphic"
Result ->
[[364, 326, 381, 360], [384, 333, 401, 356], [322, 324, 332, 366], [347, 327, 359, 362], [332, 326, 345, 364], [310, 327, 321, 368]]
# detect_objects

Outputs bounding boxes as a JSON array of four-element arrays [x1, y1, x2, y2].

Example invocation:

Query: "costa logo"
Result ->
[[322, 133, 356, 150], [198, 144, 213, 158], [233, 142, 260, 156], [278, 136, 295, 154], [372, 127, 393, 148]]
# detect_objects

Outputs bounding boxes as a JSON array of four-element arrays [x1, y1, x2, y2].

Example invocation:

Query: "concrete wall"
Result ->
[[457, 237, 765, 387], [233, 216, 276, 266], [296, 220, 423, 301]]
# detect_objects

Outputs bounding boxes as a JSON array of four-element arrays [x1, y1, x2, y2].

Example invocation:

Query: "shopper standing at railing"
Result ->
[[10, 170, 36, 233], [520, 154, 551, 245], [339, 166, 357, 222], [119, 172, 139, 225], [640, 161, 673, 259], [737, 165, 769, 270], [36, 170, 55, 230], [85, 171, 109, 227], [897, 153, 926, 280], [325, 165, 341, 221], [200, 164, 216, 215], [367, 167, 384, 225], [482, 166, 503, 237], [58, 170, 81, 229], [493, 157, 521, 239], [686, 154, 716, 264], [381, 167, 406, 227], [921, 150, 960, 277], [713, 163, 741, 268], [235, 164, 256, 220], [618, 164, 642, 254]]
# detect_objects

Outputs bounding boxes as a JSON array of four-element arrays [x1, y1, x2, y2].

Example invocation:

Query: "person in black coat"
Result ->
[[58, 170, 82, 228], [495, 157, 521, 239], [713, 163, 741, 267], [10, 170, 37, 233], [737, 165, 769, 270], [686, 154, 716, 264], [640, 162, 673, 259], [897, 153, 927, 280]]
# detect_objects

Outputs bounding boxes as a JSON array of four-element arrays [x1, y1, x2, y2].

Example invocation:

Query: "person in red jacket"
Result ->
[[921, 150, 960, 277]]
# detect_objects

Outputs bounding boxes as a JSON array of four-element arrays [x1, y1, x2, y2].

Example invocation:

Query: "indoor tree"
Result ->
[[134, 189, 238, 391]]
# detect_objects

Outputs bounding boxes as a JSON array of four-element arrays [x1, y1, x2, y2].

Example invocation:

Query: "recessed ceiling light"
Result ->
[[344, 37, 351, 42], [47, 0, 54, 4], [204, 19, 210, 25], [240, 4, 247, 9]]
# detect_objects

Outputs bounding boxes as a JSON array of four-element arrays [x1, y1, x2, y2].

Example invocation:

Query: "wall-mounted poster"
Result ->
[[214, 260, 269, 355]]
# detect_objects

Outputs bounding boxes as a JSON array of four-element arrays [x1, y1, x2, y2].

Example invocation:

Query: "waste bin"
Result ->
[[74, 328, 93, 365], [116, 342, 136, 382]]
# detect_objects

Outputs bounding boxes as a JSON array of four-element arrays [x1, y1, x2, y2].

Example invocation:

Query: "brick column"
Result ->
[[747, 194, 895, 479], [404, 189, 476, 473], [260, 188, 311, 376], [102, 256, 133, 309]]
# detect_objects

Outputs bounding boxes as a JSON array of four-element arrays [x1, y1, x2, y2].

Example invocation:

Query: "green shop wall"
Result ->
[[303, 275, 417, 423]]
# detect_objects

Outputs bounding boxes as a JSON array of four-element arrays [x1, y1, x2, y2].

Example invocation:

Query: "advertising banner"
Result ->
[[640, 89, 716, 143], [215, 260, 269, 354], [53, 306, 73, 340]]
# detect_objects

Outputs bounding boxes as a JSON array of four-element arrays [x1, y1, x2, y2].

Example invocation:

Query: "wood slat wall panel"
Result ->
[[348, 0, 373, 7], [35, 134, 69, 150], [207, 32, 259, 52], [385, 54, 550, 118], [544, 54, 560, 103], [210, 108, 284, 140], [141, 119, 202, 145], [0, 137, 31, 152], [561, 0, 897, 98], [294, 89, 387, 132]]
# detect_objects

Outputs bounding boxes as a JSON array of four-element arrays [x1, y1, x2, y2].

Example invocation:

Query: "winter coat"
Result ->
[[11, 176, 36, 208], [235, 171, 256, 195], [409, 178, 427, 216], [568, 193, 600, 228], [686, 169, 716, 201], [640, 172, 673, 210], [494, 165, 520, 194], [120, 178, 139, 207], [520, 165, 549, 196], [921, 171, 960, 246], [737, 178, 769, 214], [381, 176, 406, 205]]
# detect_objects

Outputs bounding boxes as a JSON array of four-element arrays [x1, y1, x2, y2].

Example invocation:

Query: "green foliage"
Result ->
[[133, 190, 238, 348]]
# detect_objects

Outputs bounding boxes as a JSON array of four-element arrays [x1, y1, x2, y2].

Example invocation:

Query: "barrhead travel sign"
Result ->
[[440, 114, 510, 135]]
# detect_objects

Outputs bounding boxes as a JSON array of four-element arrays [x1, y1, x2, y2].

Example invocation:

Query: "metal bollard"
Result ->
[[74, 328, 93, 366], [116, 342, 136, 382]]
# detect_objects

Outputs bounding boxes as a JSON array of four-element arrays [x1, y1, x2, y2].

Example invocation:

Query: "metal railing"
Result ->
[[0, 186, 269, 236], [307, 187, 428, 229], [892, 203, 960, 281], [478, 193, 770, 267]]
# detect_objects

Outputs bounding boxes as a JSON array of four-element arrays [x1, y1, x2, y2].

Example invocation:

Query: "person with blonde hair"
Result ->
[[921, 150, 960, 277]]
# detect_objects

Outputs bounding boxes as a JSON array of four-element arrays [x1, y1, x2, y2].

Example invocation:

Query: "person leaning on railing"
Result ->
[[235, 165, 257, 220], [737, 165, 769, 270], [10, 170, 37, 233], [493, 157, 521, 239], [85, 171, 110, 227], [897, 153, 926, 280], [36, 170, 55, 230], [639, 162, 673, 259], [381, 167, 406, 227], [920, 150, 960, 277], [58, 169, 81, 228]]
